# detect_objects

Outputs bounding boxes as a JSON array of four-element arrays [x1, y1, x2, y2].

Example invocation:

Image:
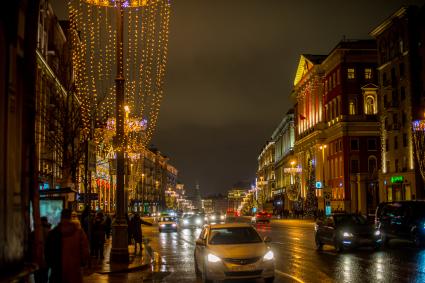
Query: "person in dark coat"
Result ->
[[131, 213, 153, 254], [33, 216, 51, 283], [91, 212, 106, 259], [126, 213, 133, 245], [104, 214, 112, 239], [45, 209, 89, 283]]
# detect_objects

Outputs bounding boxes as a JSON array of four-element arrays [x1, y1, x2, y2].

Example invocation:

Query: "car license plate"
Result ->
[[230, 263, 256, 271]]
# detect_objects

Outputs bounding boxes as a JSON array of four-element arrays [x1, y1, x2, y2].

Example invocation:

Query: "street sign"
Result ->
[[325, 205, 332, 216]]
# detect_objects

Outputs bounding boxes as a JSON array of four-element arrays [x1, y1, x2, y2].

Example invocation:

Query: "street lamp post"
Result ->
[[111, 0, 129, 262]]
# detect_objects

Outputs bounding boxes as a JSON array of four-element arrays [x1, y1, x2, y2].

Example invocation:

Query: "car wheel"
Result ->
[[334, 239, 344, 253], [264, 276, 275, 283], [315, 235, 323, 251]]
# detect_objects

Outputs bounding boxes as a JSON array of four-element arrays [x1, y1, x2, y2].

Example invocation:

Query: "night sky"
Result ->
[[53, 0, 425, 196]]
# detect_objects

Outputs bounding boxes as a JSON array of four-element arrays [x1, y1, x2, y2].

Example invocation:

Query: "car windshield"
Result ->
[[209, 227, 263, 245], [334, 215, 367, 226], [160, 217, 175, 222]]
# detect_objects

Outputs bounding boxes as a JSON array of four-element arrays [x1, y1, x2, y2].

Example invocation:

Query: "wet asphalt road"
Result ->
[[86, 219, 425, 282]]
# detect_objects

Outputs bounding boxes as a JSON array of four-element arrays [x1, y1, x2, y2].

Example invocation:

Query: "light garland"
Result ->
[[69, 0, 170, 151]]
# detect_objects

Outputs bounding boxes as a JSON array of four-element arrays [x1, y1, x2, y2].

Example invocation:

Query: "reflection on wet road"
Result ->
[[145, 219, 425, 282]]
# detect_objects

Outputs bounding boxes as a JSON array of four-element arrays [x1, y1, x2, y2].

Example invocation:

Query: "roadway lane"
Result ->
[[257, 219, 425, 283], [137, 219, 425, 282]]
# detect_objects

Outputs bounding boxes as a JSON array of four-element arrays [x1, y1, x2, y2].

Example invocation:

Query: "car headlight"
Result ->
[[204, 217, 208, 221], [220, 215, 225, 220], [207, 253, 221, 263], [263, 250, 274, 261], [183, 219, 189, 225], [160, 224, 165, 227], [210, 215, 216, 220], [195, 218, 202, 225], [172, 223, 177, 227], [343, 232, 353, 237], [374, 230, 381, 236]]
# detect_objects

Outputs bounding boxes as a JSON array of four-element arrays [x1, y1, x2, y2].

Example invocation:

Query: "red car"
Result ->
[[254, 211, 272, 223]]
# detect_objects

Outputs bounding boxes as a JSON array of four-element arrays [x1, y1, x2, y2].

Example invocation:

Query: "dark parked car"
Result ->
[[315, 213, 381, 252], [376, 201, 425, 247]]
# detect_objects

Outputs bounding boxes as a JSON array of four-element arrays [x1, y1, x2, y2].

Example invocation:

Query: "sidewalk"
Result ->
[[83, 237, 154, 279]]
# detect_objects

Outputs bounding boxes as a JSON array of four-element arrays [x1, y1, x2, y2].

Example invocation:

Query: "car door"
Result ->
[[195, 226, 208, 269], [322, 216, 336, 244]]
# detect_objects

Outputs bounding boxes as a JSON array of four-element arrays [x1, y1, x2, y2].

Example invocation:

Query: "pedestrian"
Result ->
[[45, 208, 89, 283], [33, 216, 51, 283], [104, 214, 112, 239], [131, 212, 153, 254], [91, 212, 106, 259], [126, 213, 133, 246]]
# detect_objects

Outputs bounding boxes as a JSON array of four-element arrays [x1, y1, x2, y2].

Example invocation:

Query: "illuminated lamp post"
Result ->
[[68, 0, 171, 262]]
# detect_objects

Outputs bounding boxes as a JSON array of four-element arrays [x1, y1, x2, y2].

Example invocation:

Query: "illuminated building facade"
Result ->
[[321, 40, 380, 214], [256, 141, 275, 207], [371, 6, 425, 202], [292, 54, 326, 203], [271, 109, 296, 213]]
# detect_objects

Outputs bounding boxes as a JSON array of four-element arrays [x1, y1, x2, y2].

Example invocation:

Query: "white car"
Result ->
[[158, 216, 178, 232], [194, 223, 275, 283]]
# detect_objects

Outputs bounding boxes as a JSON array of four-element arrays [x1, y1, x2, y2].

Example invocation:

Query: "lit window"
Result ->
[[365, 96, 375, 115], [349, 100, 356, 115], [365, 68, 372, 80], [347, 68, 355, 79]]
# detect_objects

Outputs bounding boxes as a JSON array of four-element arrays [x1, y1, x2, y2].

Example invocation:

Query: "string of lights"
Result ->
[[68, 0, 170, 152]]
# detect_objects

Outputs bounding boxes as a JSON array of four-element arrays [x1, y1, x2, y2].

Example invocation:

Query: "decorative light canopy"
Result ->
[[68, 0, 171, 150]]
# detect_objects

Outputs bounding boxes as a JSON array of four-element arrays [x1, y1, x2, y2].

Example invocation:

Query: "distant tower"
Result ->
[[194, 182, 203, 210]]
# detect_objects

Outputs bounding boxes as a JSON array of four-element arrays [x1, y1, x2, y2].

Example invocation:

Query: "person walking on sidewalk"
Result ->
[[32, 216, 51, 283], [45, 209, 89, 283], [131, 212, 152, 254], [91, 212, 106, 259]]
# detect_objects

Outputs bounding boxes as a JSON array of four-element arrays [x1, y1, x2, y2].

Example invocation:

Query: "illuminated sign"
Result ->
[[315, 181, 322, 189], [391, 176, 404, 183]]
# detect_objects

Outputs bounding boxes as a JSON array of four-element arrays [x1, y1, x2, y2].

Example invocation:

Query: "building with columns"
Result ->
[[271, 108, 296, 214], [256, 141, 275, 209], [292, 54, 326, 208]]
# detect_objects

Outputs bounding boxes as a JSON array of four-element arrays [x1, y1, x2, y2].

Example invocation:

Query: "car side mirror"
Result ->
[[264, 236, 271, 243], [196, 238, 206, 246]]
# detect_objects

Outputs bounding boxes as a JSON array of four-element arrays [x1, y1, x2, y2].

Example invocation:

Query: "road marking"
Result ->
[[275, 269, 305, 283]]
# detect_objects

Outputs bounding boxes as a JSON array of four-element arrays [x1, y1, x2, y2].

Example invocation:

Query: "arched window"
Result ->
[[365, 96, 375, 114], [368, 156, 377, 175]]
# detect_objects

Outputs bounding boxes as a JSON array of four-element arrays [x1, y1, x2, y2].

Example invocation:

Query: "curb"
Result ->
[[96, 262, 151, 274], [95, 241, 156, 275]]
